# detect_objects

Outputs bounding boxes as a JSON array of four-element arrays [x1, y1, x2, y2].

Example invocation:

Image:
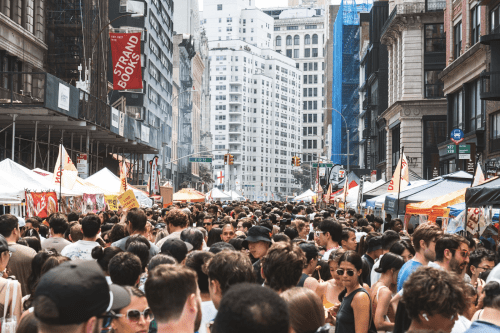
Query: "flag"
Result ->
[[472, 164, 485, 187], [217, 171, 225, 184], [110, 33, 143, 90], [387, 153, 409, 193], [325, 184, 332, 204], [53, 145, 78, 190], [120, 161, 127, 194], [342, 175, 349, 203]]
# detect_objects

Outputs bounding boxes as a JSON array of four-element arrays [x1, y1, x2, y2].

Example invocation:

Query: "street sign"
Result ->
[[189, 157, 212, 163], [459, 154, 471, 160], [458, 144, 470, 154], [451, 128, 464, 144], [312, 163, 334, 167], [446, 144, 470, 154]]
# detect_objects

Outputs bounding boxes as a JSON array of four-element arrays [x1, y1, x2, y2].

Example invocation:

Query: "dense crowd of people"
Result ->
[[0, 202, 498, 333]]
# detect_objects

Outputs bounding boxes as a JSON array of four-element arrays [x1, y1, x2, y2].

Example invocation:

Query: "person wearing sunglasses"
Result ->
[[402, 266, 467, 333], [110, 286, 152, 333], [431, 234, 470, 277], [203, 215, 216, 233], [469, 248, 495, 290], [334, 250, 374, 333]]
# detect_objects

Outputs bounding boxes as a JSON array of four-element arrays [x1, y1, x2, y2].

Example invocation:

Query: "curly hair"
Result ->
[[205, 251, 255, 294], [402, 266, 467, 321], [262, 242, 306, 292], [165, 210, 189, 228]]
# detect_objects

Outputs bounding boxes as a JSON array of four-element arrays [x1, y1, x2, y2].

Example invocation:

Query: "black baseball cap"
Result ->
[[298, 242, 319, 261], [34, 260, 130, 325], [242, 226, 272, 248]]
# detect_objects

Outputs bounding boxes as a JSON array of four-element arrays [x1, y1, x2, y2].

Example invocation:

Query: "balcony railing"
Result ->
[[480, 71, 500, 101], [426, 0, 446, 11], [0, 72, 46, 106]]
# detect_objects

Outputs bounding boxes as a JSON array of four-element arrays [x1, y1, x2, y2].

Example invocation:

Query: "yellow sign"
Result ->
[[105, 195, 119, 211], [117, 190, 139, 209]]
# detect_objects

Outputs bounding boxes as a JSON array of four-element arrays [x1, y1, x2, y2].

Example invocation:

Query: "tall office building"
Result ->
[[202, 0, 302, 200], [265, 6, 327, 165]]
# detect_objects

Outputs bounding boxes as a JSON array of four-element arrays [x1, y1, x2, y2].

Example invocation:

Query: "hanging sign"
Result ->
[[110, 32, 143, 90]]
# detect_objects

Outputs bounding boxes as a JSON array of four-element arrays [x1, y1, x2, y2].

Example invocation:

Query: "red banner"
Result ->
[[25, 192, 58, 218], [110, 32, 143, 90]]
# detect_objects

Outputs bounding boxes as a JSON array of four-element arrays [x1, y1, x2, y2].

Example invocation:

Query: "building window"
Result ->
[[312, 48, 318, 57], [286, 49, 292, 58], [471, 6, 481, 45], [312, 34, 318, 44], [391, 125, 401, 173], [304, 49, 310, 57], [450, 89, 464, 130], [425, 71, 444, 98], [217, 4, 222, 10], [454, 22, 462, 59], [305, 25, 317, 29], [305, 34, 311, 45], [378, 129, 386, 163], [424, 24, 445, 53], [293, 49, 299, 58], [468, 80, 483, 132], [276, 36, 281, 46], [491, 4, 500, 33], [287, 26, 298, 30], [286, 35, 292, 45], [294, 35, 300, 45], [274, 27, 280, 31], [491, 111, 500, 152]]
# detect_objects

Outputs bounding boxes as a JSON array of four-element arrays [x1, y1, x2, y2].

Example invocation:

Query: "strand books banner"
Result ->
[[110, 32, 143, 90]]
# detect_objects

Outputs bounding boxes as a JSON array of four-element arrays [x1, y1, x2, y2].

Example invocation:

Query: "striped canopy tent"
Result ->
[[405, 187, 467, 222]]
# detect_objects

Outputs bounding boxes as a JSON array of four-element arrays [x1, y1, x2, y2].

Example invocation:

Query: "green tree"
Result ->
[[292, 164, 313, 192]]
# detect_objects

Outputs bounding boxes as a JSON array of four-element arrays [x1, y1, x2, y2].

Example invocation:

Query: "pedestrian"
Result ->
[[41, 213, 71, 253], [334, 250, 373, 333], [109, 286, 152, 333], [145, 264, 202, 333], [403, 266, 467, 333], [281, 287, 330, 333], [61, 214, 101, 261], [371, 252, 404, 332], [243, 226, 272, 284], [211, 282, 290, 333]]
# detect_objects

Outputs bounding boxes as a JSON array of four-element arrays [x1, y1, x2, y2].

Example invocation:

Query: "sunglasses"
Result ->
[[459, 250, 470, 258], [204, 222, 212, 226], [336, 269, 355, 277], [113, 308, 153, 322], [315, 230, 324, 237]]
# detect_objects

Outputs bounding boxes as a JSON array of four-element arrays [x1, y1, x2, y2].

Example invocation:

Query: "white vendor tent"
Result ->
[[224, 190, 246, 201], [85, 168, 153, 207], [342, 180, 388, 209], [0, 159, 79, 203], [293, 189, 317, 202], [33, 168, 107, 195], [206, 188, 231, 201]]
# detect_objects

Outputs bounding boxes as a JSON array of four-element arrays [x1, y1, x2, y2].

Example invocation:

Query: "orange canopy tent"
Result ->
[[173, 188, 205, 203], [405, 187, 467, 222]]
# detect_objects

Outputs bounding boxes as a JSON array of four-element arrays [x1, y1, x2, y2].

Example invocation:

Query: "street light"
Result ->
[[323, 108, 350, 173]]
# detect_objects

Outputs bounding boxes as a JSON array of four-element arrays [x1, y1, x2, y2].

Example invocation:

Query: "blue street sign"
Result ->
[[450, 128, 464, 144]]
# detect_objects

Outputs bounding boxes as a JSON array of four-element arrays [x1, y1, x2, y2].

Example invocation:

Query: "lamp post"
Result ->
[[323, 108, 350, 173]]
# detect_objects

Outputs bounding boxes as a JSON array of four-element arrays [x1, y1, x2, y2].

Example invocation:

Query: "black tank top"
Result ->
[[297, 273, 309, 287], [335, 288, 370, 333]]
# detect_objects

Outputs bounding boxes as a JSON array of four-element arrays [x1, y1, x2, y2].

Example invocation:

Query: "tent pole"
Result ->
[[396, 146, 404, 219], [33, 121, 38, 168]]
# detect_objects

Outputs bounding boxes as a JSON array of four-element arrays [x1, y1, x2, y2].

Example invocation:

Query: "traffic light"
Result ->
[[296, 157, 301, 167], [224, 154, 228, 164], [291, 156, 296, 166], [229, 155, 234, 165]]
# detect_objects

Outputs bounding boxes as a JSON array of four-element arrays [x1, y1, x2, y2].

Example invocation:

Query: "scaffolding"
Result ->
[[331, 0, 372, 167], [46, 0, 109, 101]]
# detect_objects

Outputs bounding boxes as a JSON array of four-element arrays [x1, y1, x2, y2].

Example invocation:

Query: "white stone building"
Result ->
[[202, 0, 302, 200], [265, 6, 327, 166]]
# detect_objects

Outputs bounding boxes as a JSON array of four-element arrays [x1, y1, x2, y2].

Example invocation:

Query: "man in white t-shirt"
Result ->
[[61, 215, 100, 260], [316, 219, 342, 261]]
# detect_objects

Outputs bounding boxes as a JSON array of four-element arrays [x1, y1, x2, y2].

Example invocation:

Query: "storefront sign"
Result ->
[[110, 32, 143, 90]]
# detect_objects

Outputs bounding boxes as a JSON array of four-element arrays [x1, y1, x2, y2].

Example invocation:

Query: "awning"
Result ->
[[465, 177, 500, 208], [384, 171, 473, 216], [365, 180, 429, 209], [405, 187, 467, 222]]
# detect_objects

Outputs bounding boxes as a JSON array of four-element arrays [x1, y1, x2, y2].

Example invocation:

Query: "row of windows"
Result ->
[[276, 34, 319, 46], [280, 48, 320, 58]]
